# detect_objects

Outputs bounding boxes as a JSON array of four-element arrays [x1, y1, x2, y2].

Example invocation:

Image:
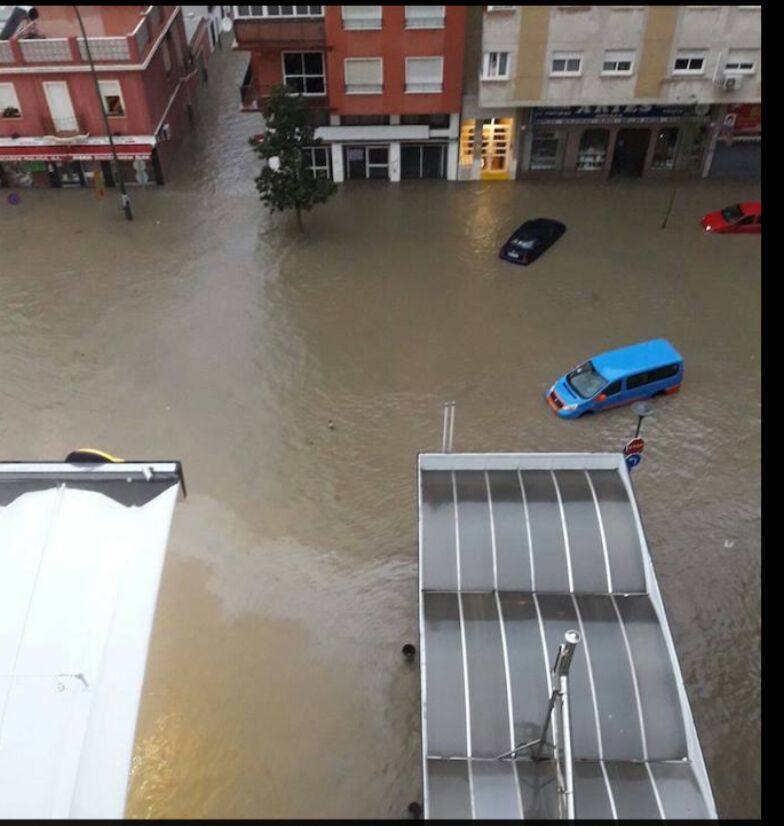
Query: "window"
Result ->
[[405, 57, 444, 93], [724, 49, 758, 74], [282, 52, 325, 95], [0, 83, 21, 118], [98, 80, 125, 117], [459, 120, 475, 165], [550, 51, 582, 76], [482, 51, 510, 80], [367, 146, 389, 179], [576, 129, 609, 170], [651, 127, 678, 169], [162, 39, 172, 74], [721, 204, 743, 222], [341, 5, 382, 29], [234, 5, 323, 17], [567, 362, 607, 399], [604, 380, 622, 397], [673, 50, 706, 74], [601, 49, 635, 75], [487, 5, 515, 10], [341, 114, 390, 125], [530, 129, 563, 170], [405, 5, 445, 28], [344, 57, 383, 94], [401, 113, 450, 128], [648, 364, 680, 383], [627, 371, 651, 390], [302, 146, 331, 179]]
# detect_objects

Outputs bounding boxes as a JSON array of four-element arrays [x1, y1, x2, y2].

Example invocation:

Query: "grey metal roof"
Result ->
[[418, 453, 716, 820]]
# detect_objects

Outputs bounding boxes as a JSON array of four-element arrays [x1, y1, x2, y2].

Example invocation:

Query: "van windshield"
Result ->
[[567, 361, 607, 399]]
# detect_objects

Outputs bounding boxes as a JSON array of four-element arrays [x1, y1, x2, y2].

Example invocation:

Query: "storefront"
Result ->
[[519, 104, 714, 179], [708, 103, 761, 180], [0, 140, 160, 189], [458, 116, 516, 181]]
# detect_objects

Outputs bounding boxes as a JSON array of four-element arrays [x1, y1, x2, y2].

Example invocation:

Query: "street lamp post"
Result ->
[[632, 400, 654, 438], [73, 5, 133, 220]]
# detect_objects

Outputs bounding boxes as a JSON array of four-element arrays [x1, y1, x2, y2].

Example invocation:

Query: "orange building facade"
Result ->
[[234, 5, 467, 182]]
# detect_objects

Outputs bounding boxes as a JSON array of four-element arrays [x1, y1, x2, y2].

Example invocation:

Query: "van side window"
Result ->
[[627, 372, 649, 390], [648, 363, 680, 383], [604, 380, 622, 396]]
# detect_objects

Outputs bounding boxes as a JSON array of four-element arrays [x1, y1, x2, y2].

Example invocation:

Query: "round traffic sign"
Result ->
[[623, 437, 645, 456], [632, 400, 654, 418], [625, 454, 642, 471]]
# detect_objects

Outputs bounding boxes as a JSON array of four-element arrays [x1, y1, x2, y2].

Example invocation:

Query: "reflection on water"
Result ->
[[0, 37, 759, 819]]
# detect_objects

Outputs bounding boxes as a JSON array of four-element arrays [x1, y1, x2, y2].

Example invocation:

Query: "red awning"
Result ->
[[0, 144, 154, 162]]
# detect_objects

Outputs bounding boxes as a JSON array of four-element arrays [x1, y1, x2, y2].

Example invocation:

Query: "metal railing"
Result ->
[[498, 630, 581, 819], [441, 401, 455, 453]]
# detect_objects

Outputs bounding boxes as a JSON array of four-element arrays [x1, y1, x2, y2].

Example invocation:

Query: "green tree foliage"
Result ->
[[249, 84, 337, 231]]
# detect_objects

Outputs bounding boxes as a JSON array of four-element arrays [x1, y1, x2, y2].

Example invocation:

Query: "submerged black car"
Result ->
[[499, 218, 566, 266]]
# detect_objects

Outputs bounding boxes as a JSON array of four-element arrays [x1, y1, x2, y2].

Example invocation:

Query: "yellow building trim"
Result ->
[[514, 6, 550, 102], [635, 6, 678, 99]]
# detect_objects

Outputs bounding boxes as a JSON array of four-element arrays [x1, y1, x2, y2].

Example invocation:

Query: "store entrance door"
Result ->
[[55, 161, 86, 187], [345, 146, 367, 180], [611, 129, 650, 177]]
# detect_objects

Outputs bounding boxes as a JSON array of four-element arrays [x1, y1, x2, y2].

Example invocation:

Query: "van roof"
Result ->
[[591, 339, 682, 382]]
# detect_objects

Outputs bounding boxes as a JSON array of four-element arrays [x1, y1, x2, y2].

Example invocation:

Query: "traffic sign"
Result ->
[[623, 437, 645, 457], [625, 454, 642, 471]]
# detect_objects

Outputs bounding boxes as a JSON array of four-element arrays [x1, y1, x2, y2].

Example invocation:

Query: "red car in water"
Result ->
[[701, 201, 761, 234]]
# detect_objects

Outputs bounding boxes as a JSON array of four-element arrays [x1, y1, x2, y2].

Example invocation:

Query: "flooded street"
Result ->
[[0, 41, 759, 819]]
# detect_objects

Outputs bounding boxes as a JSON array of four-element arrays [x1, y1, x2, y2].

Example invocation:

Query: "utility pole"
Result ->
[[73, 5, 133, 220]]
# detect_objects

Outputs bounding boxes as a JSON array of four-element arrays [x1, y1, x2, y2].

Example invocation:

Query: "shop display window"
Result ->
[[651, 127, 679, 169], [577, 129, 609, 171], [530, 130, 561, 170]]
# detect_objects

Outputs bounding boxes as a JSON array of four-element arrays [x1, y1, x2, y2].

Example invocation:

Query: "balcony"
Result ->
[[233, 17, 326, 50], [0, 5, 177, 68], [41, 113, 87, 138]]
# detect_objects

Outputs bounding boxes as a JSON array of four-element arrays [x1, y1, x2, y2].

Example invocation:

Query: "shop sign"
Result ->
[[726, 103, 761, 134], [532, 104, 709, 125]]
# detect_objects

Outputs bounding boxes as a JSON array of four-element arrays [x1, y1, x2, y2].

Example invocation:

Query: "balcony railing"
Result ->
[[40, 114, 87, 137], [233, 17, 326, 49], [0, 5, 175, 67]]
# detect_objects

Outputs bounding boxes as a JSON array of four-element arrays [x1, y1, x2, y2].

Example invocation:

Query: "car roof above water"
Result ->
[[591, 338, 682, 381], [515, 217, 565, 235]]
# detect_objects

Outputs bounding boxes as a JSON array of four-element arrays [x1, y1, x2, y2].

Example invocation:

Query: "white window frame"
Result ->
[[404, 5, 445, 29], [486, 6, 516, 11], [0, 82, 22, 118], [341, 5, 382, 30], [302, 145, 331, 179], [601, 49, 635, 76], [672, 49, 707, 75], [281, 51, 327, 97], [550, 51, 583, 77], [97, 80, 126, 117], [405, 56, 444, 94], [344, 57, 383, 95], [724, 49, 758, 75], [482, 51, 510, 80], [233, 5, 324, 18]]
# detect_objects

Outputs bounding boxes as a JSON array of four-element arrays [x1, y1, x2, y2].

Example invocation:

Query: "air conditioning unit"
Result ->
[[721, 74, 743, 91]]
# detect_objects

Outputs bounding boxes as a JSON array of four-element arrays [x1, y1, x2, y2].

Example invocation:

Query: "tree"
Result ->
[[250, 84, 337, 232]]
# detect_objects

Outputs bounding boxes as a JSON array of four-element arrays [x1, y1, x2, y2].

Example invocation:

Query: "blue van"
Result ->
[[546, 339, 683, 419]]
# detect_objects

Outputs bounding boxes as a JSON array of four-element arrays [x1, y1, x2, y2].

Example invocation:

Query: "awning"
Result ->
[[418, 452, 717, 820], [0, 461, 184, 819], [0, 143, 154, 162]]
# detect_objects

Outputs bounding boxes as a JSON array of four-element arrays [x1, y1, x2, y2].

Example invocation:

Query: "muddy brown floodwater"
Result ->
[[0, 41, 759, 819]]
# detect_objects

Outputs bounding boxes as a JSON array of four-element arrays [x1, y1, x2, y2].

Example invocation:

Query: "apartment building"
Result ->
[[233, 4, 467, 182], [460, 5, 761, 181], [0, 5, 198, 188]]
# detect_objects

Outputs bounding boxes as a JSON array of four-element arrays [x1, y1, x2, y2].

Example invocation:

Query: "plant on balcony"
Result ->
[[2, 106, 21, 119], [249, 84, 336, 233]]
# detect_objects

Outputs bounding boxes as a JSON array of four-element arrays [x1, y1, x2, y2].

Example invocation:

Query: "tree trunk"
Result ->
[[296, 206, 304, 233]]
